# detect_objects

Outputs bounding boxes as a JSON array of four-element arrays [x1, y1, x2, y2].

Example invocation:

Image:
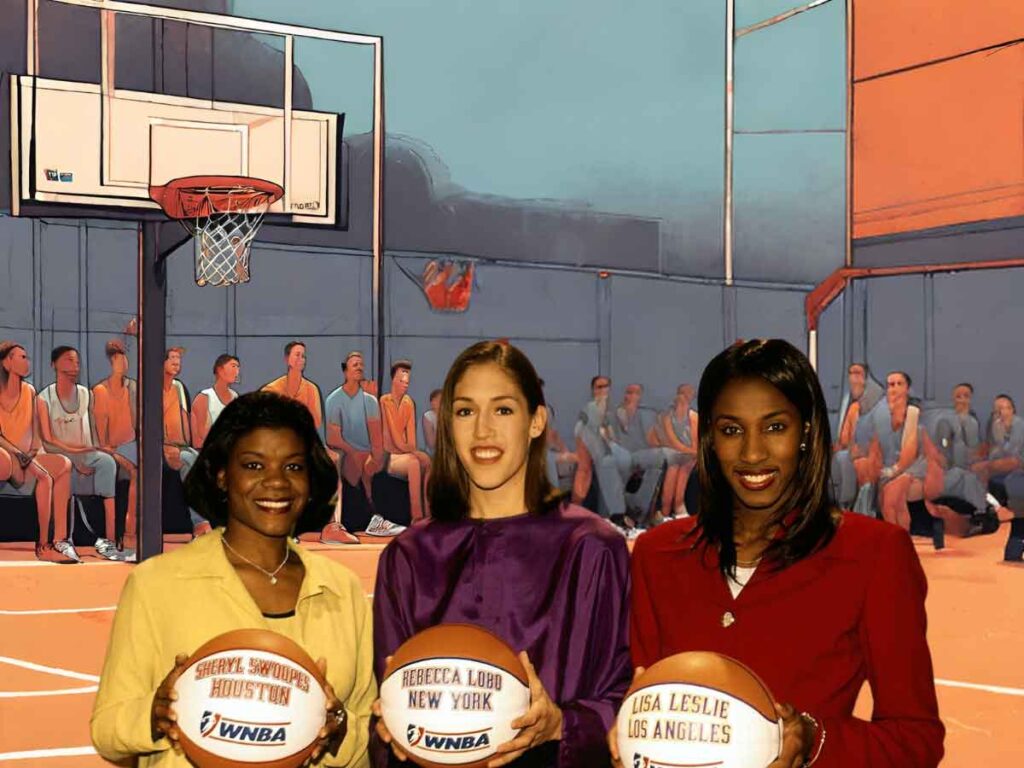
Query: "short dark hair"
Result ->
[[213, 354, 239, 375], [848, 362, 869, 375], [428, 341, 564, 521], [696, 339, 836, 577], [164, 347, 185, 361], [105, 340, 127, 359], [995, 394, 1017, 413], [390, 359, 412, 379], [954, 382, 974, 394], [284, 341, 305, 358], [51, 345, 77, 364], [591, 375, 609, 388], [184, 391, 338, 532], [429, 388, 442, 401], [888, 370, 912, 388]]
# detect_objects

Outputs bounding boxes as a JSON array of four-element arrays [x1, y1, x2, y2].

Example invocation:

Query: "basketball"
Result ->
[[172, 629, 329, 768], [616, 652, 782, 768], [379, 624, 532, 768]]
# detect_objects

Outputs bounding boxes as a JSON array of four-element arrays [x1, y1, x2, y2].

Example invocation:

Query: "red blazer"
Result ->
[[630, 513, 944, 768]]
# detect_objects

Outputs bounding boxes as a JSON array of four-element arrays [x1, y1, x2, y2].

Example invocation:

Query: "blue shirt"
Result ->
[[325, 386, 380, 452]]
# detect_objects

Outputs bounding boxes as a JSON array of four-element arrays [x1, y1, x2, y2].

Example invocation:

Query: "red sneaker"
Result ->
[[320, 522, 359, 545]]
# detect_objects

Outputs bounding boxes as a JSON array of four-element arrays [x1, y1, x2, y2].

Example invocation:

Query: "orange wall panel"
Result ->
[[853, 47, 1024, 238], [854, 0, 1024, 81]]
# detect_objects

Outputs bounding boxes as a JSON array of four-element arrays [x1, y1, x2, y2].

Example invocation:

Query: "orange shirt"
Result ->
[[163, 382, 188, 445], [379, 393, 415, 454], [0, 381, 35, 452], [93, 379, 136, 448], [263, 375, 322, 429]]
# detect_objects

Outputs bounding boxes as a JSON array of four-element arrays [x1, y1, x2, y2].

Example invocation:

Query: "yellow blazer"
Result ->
[[90, 529, 374, 767]]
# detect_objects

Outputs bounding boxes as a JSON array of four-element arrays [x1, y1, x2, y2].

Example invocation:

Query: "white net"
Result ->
[[175, 185, 275, 287]]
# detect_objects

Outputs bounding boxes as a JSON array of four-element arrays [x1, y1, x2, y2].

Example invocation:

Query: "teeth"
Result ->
[[741, 473, 775, 484], [256, 500, 290, 509], [473, 448, 501, 459]]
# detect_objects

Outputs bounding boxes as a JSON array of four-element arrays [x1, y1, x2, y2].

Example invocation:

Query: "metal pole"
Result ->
[[724, 0, 735, 286]]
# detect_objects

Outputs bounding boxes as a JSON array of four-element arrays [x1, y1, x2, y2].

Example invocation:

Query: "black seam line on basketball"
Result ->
[[411, 727, 490, 737], [625, 682, 778, 724], [418, 745, 492, 754], [205, 736, 289, 747], [386, 657, 528, 687], [215, 717, 293, 727]]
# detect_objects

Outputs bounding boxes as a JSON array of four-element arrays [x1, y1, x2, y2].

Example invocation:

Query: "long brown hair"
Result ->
[[695, 339, 837, 575], [428, 341, 565, 521]]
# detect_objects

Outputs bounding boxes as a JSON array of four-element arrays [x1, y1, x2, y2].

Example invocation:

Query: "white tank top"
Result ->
[[39, 384, 93, 447], [202, 387, 238, 427]]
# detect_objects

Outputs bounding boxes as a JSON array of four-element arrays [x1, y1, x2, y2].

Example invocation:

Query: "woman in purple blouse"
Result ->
[[372, 341, 632, 768]]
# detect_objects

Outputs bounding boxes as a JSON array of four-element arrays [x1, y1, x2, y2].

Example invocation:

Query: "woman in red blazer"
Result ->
[[621, 339, 943, 768]]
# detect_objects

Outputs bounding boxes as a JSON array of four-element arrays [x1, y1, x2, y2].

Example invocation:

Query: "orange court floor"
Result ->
[[0, 527, 1022, 766]]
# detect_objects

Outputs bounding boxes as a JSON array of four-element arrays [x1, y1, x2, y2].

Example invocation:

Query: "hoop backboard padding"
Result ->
[[150, 175, 283, 287]]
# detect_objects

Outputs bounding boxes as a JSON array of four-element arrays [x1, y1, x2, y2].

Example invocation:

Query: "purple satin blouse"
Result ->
[[372, 503, 632, 767]]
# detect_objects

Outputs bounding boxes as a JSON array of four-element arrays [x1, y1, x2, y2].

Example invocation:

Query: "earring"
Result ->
[[799, 442, 807, 452]]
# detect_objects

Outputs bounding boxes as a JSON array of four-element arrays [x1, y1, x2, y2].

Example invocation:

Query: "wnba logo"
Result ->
[[403, 723, 491, 753], [200, 711, 221, 737]]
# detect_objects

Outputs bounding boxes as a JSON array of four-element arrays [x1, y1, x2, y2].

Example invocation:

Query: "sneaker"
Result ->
[[364, 514, 406, 537], [118, 548, 137, 563], [53, 539, 82, 563], [192, 521, 213, 538], [319, 521, 360, 545], [94, 537, 123, 561], [35, 542, 77, 564]]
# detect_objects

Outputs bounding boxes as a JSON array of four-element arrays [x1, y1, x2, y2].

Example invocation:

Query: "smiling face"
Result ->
[[3, 346, 30, 379], [451, 362, 546, 497], [217, 427, 310, 540], [711, 376, 804, 516]]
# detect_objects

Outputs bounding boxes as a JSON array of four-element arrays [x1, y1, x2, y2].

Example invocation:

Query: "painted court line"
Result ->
[[0, 746, 97, 761], [935, 678, 1024, 698], [0, 685, 98, 698], [0, 656, 100, 683], [0, 606, 116, 615]]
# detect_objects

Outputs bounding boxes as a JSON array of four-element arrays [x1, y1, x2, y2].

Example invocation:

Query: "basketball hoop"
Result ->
[[150, 175, 284, 287]]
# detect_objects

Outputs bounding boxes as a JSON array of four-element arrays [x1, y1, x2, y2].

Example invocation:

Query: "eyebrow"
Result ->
[[715, 410, 791, 421], [453, 395, 519, 404], [237, 451, 306, 460]]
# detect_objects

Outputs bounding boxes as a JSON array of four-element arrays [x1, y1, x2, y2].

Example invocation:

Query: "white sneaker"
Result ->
[[94, 537, 123, 561], [363, 514, 406, 537], [53, 539, 82, 563]]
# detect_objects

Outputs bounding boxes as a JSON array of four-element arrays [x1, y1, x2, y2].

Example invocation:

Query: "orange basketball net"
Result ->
[[150, 175, 284, 287]]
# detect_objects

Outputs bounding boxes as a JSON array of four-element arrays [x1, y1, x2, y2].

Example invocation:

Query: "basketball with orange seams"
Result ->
[[172, 629, 329, 768], [379, 624, 532, 768], [616, 652, 783, 768]]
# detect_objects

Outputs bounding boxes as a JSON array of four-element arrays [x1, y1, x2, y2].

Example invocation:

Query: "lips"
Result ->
[[735, 470, 778, 491], [471, 446, 503, 464], [254, 499, 293, 514]]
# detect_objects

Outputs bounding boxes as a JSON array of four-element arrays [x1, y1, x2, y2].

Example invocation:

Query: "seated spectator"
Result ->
[[538, 379, 577, 491], [37, 346, 131, 561], [262, 341, 323, 429], [191, 354, 240, 450], [379, 360, 431, 522], [421, 388, 441, 455], [870, 371, 943, 541], [92, 340, 138, 551], [652, 383, 699, 518], [973, 394, 1024, 495], [610, 383, 666, 526], [162, 348, 204, 537], [325, 352, 401, 538], [571, 375, 611, 507], [832, 362, 884, 515], [0, 341, 76, 562]]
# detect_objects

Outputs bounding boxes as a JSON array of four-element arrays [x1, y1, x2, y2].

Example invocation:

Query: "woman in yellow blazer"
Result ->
[[91, 392, 375, 767]]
